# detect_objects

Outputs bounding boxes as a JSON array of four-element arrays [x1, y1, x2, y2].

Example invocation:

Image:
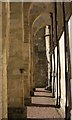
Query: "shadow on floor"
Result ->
[[34, 95, 53, 98], [29, 103, 56, 108], [8, 88, 64, 119]]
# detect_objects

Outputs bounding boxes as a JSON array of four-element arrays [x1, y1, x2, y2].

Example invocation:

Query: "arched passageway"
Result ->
[[1, 1, 72, 120]]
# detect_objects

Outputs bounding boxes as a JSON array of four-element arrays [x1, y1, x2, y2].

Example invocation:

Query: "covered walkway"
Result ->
[[27, 88, 64, 119], [1, 1, 72, 120]]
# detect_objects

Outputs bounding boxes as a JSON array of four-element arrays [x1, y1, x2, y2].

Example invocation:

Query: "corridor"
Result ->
[[27, 88, 64, 119], [1, 2, 72, 120]]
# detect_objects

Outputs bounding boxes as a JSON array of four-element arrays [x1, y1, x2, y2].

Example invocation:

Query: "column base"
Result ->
[[8, 107, 27, 119], [56, 104, 61, 108], [52, 92, 55, 98], [30, 90, 34, 96], [52, 95, 55, 98], [55, 96, 61, 108], [65, 106, 71, 120], [24, 97, 31, 106], [33, 88, 36, 91], [65, 117, 71, 120], [45, 86, 52, 92]]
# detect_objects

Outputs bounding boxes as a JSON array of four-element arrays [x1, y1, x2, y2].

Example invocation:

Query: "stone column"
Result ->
[[2, 2, 10, 119], [23, 3, 31, 105], [55, 47, 60, 105], [29, 33, 35, 96], [8, 3, 26, 118], [32, 38, 36, 91], [28, 31, 32, 96], [52, 54, 54, 94], [59, 32, 66, 112], [0, 2, 2, 120], [45, 26, 50, 88], [21, 2, 25, 107], [68, 16, 72, 119], [8, 2, 23, 107]]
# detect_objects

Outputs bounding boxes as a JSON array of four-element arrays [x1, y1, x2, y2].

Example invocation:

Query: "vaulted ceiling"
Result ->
[[24, 2, 72, 43]]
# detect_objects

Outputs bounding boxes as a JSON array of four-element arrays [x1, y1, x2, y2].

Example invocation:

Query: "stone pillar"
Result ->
[[28, 31, 32, 96], [32, 38, 36, 91], [21, 3, 26, 105], [0, 2, 2, 120], [2, 2, 10, 119], [23, 3, 31, 105], [29, 33, 35, 96], [45, 26, 50, 88], [59, 32, 66, 112], [54, 46, 61, 106], [8, 2, 23, 107], [52, 54, 54, 94], [68, 16, 72, 119], [8, 3, 26, 118]]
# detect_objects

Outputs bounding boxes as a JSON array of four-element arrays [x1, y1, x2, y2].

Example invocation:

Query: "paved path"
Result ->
[[27, 88, 64, 120]]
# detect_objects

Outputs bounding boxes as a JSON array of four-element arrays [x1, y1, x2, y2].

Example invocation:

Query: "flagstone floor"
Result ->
[[27, 88, 64, 120]]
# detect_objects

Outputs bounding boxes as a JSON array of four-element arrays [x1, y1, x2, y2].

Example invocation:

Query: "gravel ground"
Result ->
[[27, 88, 64, 119]]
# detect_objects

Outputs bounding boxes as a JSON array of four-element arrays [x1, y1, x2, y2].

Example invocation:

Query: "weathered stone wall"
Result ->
[[34, 28, 48, 88], [34, 51, 48, 88]]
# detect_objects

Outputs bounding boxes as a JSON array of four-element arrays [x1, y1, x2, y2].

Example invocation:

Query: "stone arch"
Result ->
[[28, 2, 54, 27], [32, 12, 51, 36]]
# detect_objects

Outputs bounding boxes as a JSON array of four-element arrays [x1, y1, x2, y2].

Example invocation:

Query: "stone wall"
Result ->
[[34, 28, 48, 88]]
